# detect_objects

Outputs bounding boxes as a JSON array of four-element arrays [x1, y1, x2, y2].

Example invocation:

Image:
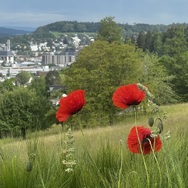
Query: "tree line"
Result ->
[[134, 23, 188, 101], [35, 20, 168, 35]]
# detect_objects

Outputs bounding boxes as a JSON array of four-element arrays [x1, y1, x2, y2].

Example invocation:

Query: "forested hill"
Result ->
[[34, 21, 169, 36], [0, 21, 180, 42], [1, 21, 186, 39], [0, 27, 32, 36]]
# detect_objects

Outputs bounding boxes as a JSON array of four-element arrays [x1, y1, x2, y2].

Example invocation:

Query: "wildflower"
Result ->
[[127, 126, 162, 155], [112, 84, 146, 109], [56, 90, 86, 122]]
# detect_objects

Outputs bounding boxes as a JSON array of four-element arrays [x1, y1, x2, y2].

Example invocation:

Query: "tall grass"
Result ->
[[0, 103, 187, 188]]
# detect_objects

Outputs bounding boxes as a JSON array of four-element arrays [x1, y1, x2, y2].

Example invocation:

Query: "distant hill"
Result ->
[[0, 27, 33, 37], [7, 26, 36, 32], [0, 21, 173, 46], [34, 21, 169, 37]]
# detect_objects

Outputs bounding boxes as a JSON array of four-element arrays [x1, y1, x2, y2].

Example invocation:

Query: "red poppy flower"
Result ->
[[112, 84, 146, 109], [127, 126, 162, 155], [56, 90, 86, 122]]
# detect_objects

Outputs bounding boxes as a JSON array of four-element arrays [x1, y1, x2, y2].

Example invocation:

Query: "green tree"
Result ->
[[0, 78, 16, 92], [29, 76, 48, 97], [141, 54, 177, 104], [63, 41, 144, 126], [137, 31, 146, 51], [159, 54, 188, 101], [145, 31, 152, 52], [176, 52, 188, 100], [15, 71, 32, 86], [162, 24, 188, 57], [63, 23, 75, 32], [45, 70, 62, 87], [96, 17, 123, 43], [0, 87, 52, 139], [150, 31, 163, 55], [157, 24, 188, 101], [32, 27, 55, 42]]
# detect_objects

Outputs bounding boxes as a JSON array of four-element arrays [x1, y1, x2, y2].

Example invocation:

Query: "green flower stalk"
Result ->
[[62, 128, 76, 173], [55, 90, 86, 173], [26, 153, 36, 172]]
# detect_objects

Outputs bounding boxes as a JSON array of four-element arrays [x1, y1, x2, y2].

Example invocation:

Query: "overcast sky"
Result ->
[[0, 0, 188, 29]]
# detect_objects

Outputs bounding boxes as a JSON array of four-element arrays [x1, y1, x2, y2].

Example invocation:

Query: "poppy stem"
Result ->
[[134, 106, 137, 125], [118, 140, 123, 188], [61, 123, 64, 130], [147, 138, 162, 187], [134, 107, 150, 188]]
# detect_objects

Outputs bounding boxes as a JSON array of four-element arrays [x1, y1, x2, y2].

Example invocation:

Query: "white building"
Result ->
[[0, 40, 14, 65], [30, 42, 38, 51]]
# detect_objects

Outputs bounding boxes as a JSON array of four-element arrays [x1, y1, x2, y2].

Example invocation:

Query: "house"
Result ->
[[71, 34, 81, 48], [30, 42, 38, 51]]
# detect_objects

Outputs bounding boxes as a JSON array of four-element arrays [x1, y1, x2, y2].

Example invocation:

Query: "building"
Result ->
[[42, 51, 77, 67], [0, 40, 14, 65], [0, 51, 14, 65]]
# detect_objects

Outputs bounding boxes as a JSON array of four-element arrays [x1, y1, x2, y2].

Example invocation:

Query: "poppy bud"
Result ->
[[148, 117, 154, 127], [157, 121, 163, 134], [26, 161, 33, 172]]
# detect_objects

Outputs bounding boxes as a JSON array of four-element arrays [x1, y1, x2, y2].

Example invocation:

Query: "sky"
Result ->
[[0, 0, 188, 29]]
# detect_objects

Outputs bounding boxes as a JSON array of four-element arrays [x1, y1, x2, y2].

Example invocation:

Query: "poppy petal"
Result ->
[[127, 126, 162, 155], [56, 112, 70, 122], [56, 90, 86, 122], [112, 84, 146, 109]]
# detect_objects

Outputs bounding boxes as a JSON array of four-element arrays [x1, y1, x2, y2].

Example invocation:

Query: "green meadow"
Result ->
[[0, 103, 187, 188]]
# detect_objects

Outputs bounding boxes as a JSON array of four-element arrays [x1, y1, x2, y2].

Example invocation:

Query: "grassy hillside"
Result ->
[[0, 103, 187, 188]]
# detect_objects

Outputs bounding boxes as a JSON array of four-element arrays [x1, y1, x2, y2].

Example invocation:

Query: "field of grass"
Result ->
[[0, 103, 187, 188]]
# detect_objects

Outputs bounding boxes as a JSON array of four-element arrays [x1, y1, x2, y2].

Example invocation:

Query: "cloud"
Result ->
[[0, 12, 67, 27], [1, 0, 188, 27]]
